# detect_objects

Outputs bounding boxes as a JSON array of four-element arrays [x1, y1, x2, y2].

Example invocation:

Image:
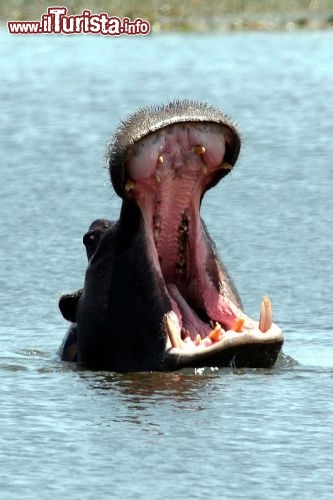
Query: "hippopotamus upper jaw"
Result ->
[[109, 100, 241, 200]]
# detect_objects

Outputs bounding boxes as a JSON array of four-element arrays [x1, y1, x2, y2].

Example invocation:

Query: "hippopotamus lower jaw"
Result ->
[[162, 328, 283, 371]]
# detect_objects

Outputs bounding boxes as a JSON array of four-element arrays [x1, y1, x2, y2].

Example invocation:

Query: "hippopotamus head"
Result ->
[[59, 100, 283, 371], [59, 219, 114, 362]]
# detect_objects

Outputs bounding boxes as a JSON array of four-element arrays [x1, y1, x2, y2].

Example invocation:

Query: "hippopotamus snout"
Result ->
[[59, 100, 283, 371]]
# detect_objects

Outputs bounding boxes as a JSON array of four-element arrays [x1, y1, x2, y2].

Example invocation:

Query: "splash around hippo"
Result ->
[[59, 100, 283, 372]]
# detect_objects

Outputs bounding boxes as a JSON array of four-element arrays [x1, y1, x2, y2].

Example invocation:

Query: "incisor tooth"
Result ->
[[232, 318, 245, 333], [195, 145, 206, 155], [124, 179, 135, 192], [165, 316, 183, 349], [259, 295, 273, 332], [194, 334, 202, 346], [158, 155, 164, 164], [208, 323, 222, 342]]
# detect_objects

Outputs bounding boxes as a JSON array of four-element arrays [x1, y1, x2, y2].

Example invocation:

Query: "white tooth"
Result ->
[[220, 161, 233, 170], [202, 164, 208, 175], [158, 155, 164, 164], [195, 145, 206, 155], [153, 214, 161, 228], [165, 315, 183, 349], [259, 300, 266, 332], [259, 295, 272, 332], [124, 179, 135, 192], [265, 295, 273, 331]]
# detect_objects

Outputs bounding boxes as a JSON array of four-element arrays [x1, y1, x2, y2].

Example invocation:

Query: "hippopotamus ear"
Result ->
[[59, 289, 83, 322]]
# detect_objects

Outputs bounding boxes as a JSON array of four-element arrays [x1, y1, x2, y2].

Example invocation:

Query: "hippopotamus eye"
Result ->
[[83, 232, 96, 248]]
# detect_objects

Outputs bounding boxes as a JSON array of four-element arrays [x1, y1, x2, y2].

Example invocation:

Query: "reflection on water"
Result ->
[[75, 356, 296, 414], [80, 369, 219, 399]]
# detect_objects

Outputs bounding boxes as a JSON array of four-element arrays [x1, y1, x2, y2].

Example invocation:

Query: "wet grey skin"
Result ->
[[59, 100, 283, 372], [59, 219, 114, 362]]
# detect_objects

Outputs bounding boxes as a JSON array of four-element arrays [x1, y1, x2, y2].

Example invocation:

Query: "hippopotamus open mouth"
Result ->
[[59, 100, 283, 372]]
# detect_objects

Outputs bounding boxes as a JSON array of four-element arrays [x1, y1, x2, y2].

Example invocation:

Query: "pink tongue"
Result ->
[[167, 284, 211, 340]]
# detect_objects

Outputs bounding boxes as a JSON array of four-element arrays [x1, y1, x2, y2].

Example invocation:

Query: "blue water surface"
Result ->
[[0, 28, 332, 500]]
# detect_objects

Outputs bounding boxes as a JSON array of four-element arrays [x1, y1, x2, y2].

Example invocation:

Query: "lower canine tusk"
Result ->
[[259, 295, 273, 332], [208, 323, 223, 342]]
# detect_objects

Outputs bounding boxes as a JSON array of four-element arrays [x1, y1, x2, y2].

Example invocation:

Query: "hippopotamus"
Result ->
[[59, 100, 283, 372]]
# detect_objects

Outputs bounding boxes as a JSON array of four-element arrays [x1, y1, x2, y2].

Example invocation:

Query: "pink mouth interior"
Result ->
[[125, 123, 260, 351]]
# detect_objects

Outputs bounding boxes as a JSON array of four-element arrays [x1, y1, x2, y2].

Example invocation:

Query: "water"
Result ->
[[1, 28, 333, 499]]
